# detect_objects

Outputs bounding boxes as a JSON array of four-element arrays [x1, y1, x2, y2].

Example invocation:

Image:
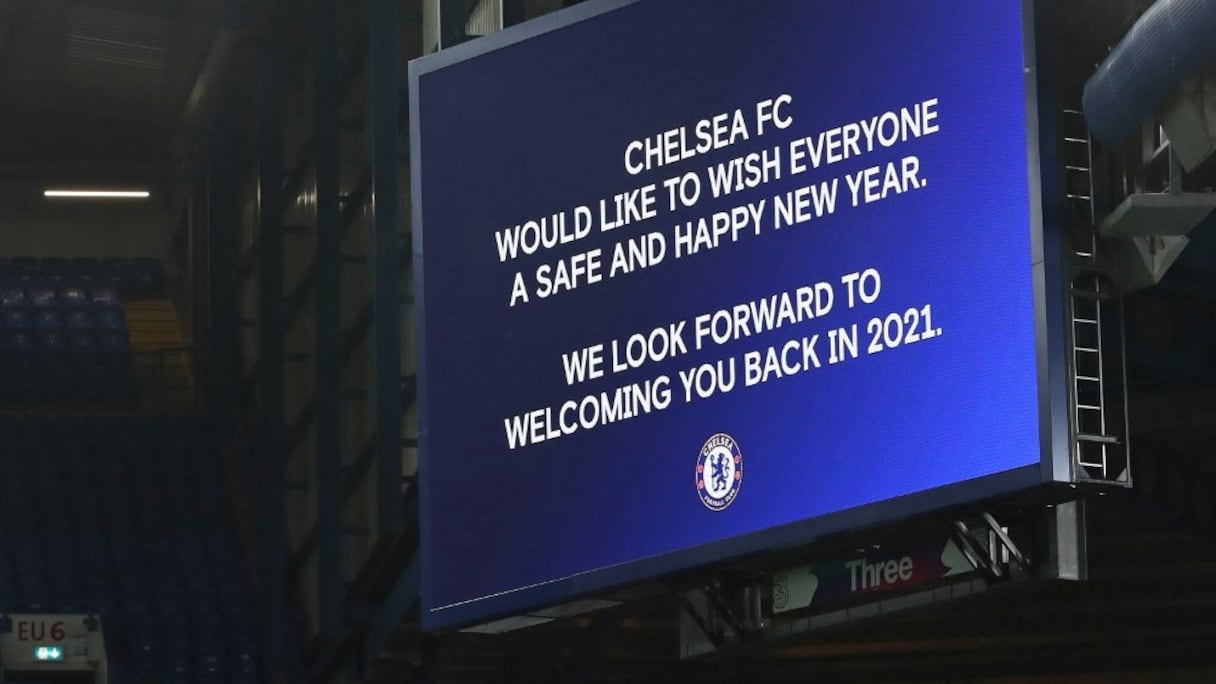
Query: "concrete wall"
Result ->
[[0, 187, 173, 258]]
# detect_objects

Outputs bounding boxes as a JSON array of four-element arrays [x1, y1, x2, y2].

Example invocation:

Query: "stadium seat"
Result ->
[[66, 309, 97, 331], [10, 256, 37, 275], [131, 257, 164, 295], [34, 309, 65, 331], [158, 668, 190, 684], [70, 256, 101, 281], [27, 283, 57, 306], [72, 329, 101, 349], [3, 309, 32, 331], [92, 285, 121, 307], [2, 285, 29, 310], [41, 256, 69, 276], [37, 330, 66, 351], [98, 308, 127, 331], [7, 330, 35, 352], [99, 329, 130, 350], [59, 283, 90, 309], [100, 257, 134, 292]]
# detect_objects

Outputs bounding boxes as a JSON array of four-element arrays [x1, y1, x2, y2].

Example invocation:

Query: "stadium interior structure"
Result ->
[[0, 0, 1214, 682]]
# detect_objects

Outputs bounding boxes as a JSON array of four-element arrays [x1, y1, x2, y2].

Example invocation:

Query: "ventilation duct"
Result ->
[[1082, 0, 1216, 148]]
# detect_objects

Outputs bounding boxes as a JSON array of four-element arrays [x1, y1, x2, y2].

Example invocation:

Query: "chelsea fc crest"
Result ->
[[696, 433, 742, 511]]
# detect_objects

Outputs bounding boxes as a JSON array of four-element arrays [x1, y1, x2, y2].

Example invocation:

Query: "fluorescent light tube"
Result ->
[[44, 189, 150, 199]]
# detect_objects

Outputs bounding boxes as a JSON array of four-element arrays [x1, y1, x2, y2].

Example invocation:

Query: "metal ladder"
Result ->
[[1063, 108, 1096, 255], [1063, 109, 1127, 483], [1071, 276, 1119, 478]]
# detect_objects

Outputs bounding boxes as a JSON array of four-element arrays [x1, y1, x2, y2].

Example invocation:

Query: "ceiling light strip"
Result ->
[[44, 190, 150, 199]]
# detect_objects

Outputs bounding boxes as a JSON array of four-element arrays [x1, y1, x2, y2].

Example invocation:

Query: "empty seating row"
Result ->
[[2, 308, 127, 332], [0, 257, 163, 296], [0, 331, 134, 404], [0, 418, 259, 682], [2, 283, 122, 310], [0, 271, 134, 405]]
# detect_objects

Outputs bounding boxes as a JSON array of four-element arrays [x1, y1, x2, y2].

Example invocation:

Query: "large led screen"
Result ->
[[411, 0, 1057, 630]]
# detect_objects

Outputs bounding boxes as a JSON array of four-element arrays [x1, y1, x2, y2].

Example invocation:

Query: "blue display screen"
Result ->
[[412, 0, 1044, 630]]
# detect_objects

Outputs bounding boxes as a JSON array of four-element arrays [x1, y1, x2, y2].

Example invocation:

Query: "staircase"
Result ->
[[124, 299, 195, 412]]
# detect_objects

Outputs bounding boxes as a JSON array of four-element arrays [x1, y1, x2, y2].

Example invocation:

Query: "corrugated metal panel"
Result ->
[[465, 0, 503, 38], [60, 6, 169, 103], [423, 0, 439, 53]]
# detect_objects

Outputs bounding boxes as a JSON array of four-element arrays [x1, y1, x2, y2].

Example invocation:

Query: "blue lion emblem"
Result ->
[[711, 453, 730, 490], [697, 433, 743, 511]]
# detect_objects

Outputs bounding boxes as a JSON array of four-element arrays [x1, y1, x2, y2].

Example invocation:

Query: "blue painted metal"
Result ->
[[370, 0, 405, 534], [361, 554, 419, 669], [206, 139, 238, 434], [314, 0, 345, 642], [257, 7, 290, 676], [1083, 0, 1216, 146]]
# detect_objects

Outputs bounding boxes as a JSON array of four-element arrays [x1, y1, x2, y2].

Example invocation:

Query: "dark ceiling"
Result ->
[[0, 0, 239, 182]]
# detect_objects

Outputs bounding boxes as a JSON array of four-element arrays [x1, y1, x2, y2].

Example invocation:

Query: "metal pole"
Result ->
[[257, 3, 289, 675], [313, 0, 345, 640], [370, 0, 404, 534]]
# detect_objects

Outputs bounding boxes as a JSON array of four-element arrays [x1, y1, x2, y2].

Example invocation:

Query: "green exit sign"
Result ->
[[34, 645, 64, 661]]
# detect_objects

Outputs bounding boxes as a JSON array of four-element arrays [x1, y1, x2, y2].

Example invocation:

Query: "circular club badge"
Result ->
[[696, 433, 743, 511]]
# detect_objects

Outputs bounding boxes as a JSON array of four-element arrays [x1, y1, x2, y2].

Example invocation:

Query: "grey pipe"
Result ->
[[1082, 0, 1216, 147]]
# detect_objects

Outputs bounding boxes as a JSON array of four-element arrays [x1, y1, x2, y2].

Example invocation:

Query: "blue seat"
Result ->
[[27, 283, 56, 306], [131, 258, 164, 294], [37, 331, 66, 351], [227, 636, 258, 675], [1, 289, 29, 314], [73, 336, 105, 400], [11, 256, 37, 275], [59, 284, 90, 309], [35, 309, 65, 331], [2, 308, 30, 331], [7, 273, 34, 291], [196, 650, 226, 676], [18, 577, 50, 612], [66, 309, 96, 330], [125, 627, 160, 668], [41, 256, 69, 275], [100, 258, 134, 292], [98, 308, 127, 331], [70, 257, 101, 280], [71, 331, 100, 351], [158, 667, 190, 684], [92, 285, 121, 307], [7, 331, 34, 352], [100, 330, 130, 350], [160, 627, 191, 663]]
